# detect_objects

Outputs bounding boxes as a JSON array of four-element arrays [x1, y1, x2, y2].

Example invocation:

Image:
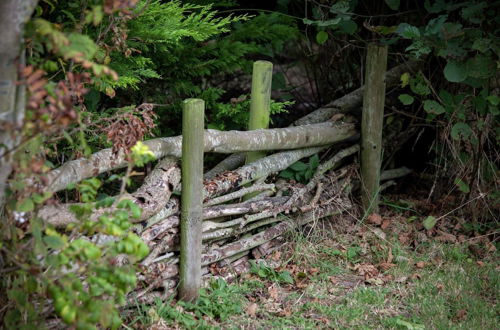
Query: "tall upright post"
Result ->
[[360, 44, 388, 215], [179, 98, 204, 302], [244, 61, 272, 200], [246, 60, 273, 164]]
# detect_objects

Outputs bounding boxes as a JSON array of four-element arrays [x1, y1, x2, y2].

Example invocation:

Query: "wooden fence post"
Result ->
[[244, 60, 273, 200], [246, 60, 273, 164], [179, 98, 205, 302], [360, 44, 388, 215]]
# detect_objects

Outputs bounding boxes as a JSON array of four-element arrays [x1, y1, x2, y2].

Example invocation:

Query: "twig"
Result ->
[[204, 184, 275, 206]]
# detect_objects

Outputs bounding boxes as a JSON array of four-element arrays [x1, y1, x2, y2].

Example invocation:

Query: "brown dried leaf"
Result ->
[[354, 263, 379, 279], [415, 261, 426, 269], [379, 262, 396, 271], [381, 219, 391, 230], [245, 303, 258, 317], [268, 285, 279, 300], [367, 213, 382, 225]]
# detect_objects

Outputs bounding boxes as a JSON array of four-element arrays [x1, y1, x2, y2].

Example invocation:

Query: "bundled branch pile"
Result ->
[[37, 62, 416, 305]]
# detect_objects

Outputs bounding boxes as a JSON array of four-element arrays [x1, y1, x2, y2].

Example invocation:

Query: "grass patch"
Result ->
[[128, 216, 498, 329]]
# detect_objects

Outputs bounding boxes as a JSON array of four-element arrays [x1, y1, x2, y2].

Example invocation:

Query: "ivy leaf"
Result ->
[[454, 178, 470, 193], [384, 0, 400, 10], [399, 94, 414, 105], [316, 31, 329, 44], [423, 100, 445, 114], [450, 122, 473, 141], [423, 216, 437, 230], [443, 61, 467, 83]]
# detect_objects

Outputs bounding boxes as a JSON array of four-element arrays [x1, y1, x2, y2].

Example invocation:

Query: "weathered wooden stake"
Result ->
[[179, 98, 204, 302], [244, 60, 273, 200], [246, 60, 273, 163], [360, 44, 388, 215]]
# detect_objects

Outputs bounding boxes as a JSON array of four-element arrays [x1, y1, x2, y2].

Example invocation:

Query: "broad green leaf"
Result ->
[[397, 24, 420, 39], [17, 198, 35, 212], [316, 31, 329, 44], [385, 0, 400, 10], [398, 94, 414, 105], [486, 95, 499, 106], [423, 100, 445, 114], [460, 2, 486, 24], [450, 122, 473, 141], [278, 271, 294, 284], [466, 55, 495, 79], [443, 61, 467, 83], [310, 154, 320, 168], [423, 216, 437, 230], [471, 38, 491, 53], [425, 15, 447, 35], [279, 170, 294, 179], [59, 33, 98, 60], [338, 20, 357, 34], [43, 236, 65, 250], [454, 178, 470, 193], [290, 161, 308, 171]]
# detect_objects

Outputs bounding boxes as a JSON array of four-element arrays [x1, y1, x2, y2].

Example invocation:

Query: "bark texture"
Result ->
[[38, 157, 180, 226], [42, 122, 355, 193], [0, 0, 38, 206]]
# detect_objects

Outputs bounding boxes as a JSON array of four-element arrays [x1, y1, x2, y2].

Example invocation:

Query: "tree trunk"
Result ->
[[0, 0, 38, 208]]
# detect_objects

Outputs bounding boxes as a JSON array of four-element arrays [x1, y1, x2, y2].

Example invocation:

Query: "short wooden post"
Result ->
[[179, 98, 204, 302], [244, 61, 272, 200], [360, 44, 388, 215]]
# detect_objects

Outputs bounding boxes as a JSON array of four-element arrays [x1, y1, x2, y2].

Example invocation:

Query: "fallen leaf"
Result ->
[[365, 277, 384, 285], [372, 228, 387, 240], [436, 283, 444, 291], [395, 276, 408, 283], [328, 276, 338, 285], [387, 247, 394, 264], [383, 274, 394, 282], [268, 285, 279, 300], [367, 213, 382, 225], [476, 261, 485, 267], [246, 303, 258, 317], [435, 231, 457, 243], [309, 267, 319, 275], [399, 234, 411, 245], [278, 308, 292, 317], [379, 262, 396, 271], [410, 273, 421, 280], [354, 263, 379, 279], [415, 261, 426, 269], [486, 242, 497, 253], [271, 251, 282, 261], [381, 219, 391, 230], [455, 309, 467, 321]]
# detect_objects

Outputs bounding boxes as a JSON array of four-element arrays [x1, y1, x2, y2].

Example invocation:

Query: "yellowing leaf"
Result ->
[[400, 72, 410, 87]]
